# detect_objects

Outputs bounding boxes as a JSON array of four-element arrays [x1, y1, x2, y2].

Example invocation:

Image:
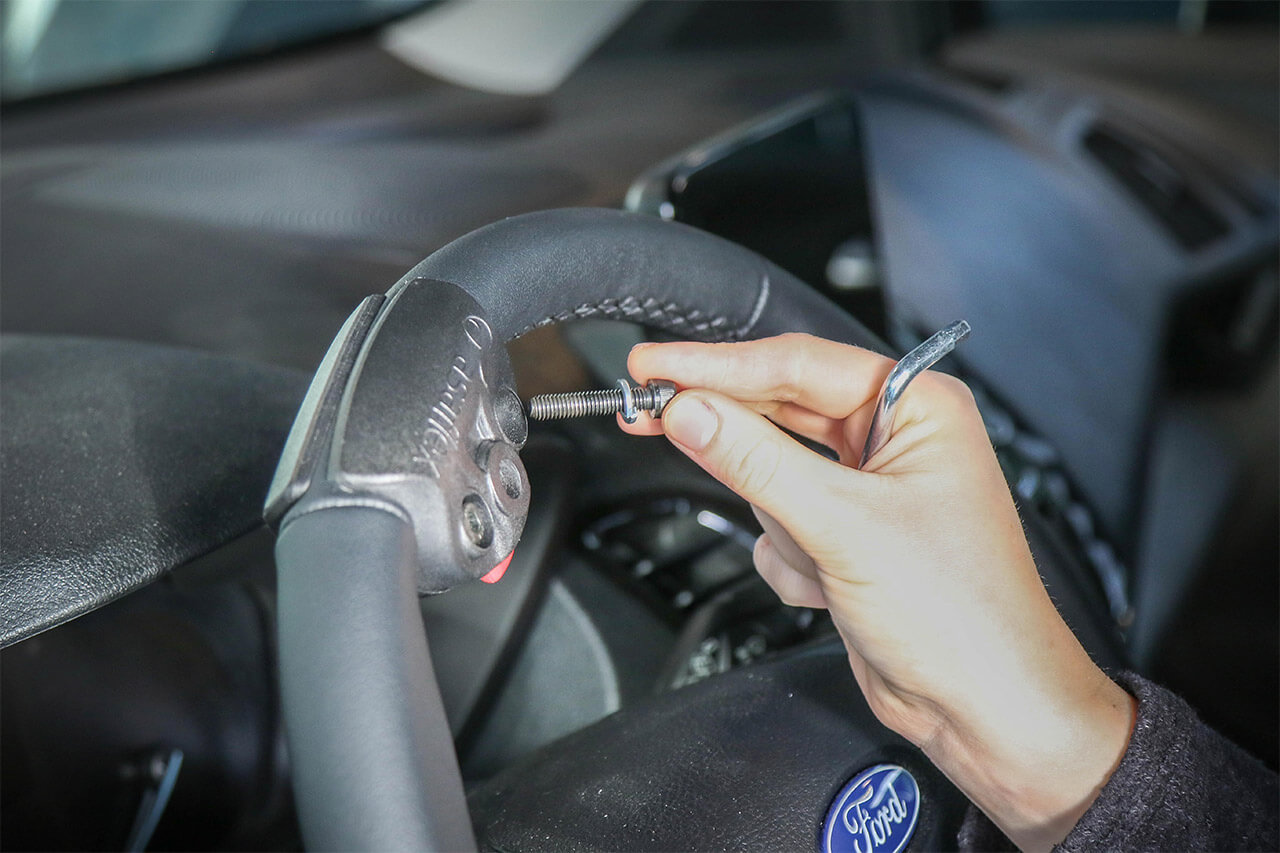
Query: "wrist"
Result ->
[[923, 666, 1136, 851]]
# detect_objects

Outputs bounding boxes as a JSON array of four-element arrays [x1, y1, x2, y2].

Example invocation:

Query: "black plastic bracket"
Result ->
[[265, 277, 530, 593]]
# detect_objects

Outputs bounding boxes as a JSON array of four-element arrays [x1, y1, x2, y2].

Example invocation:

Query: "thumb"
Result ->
[[660, 390, 848, 545]]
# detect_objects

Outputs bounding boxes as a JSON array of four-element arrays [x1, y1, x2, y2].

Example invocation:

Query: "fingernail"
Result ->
[[663, 395, 718, 451]]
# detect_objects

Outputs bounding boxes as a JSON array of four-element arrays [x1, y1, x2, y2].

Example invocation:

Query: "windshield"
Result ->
[[6, 0, 1275, 104], [1, 0, 425, 101]]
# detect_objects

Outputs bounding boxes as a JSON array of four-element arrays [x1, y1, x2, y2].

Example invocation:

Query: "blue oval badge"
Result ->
[[821, 764, 920, 853]]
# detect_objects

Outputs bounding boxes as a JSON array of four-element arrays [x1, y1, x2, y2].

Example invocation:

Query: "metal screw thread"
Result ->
[[527, 382, 667, 421]]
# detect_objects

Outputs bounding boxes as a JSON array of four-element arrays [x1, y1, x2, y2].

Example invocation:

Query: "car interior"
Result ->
[[1, 1, 1276, 849]]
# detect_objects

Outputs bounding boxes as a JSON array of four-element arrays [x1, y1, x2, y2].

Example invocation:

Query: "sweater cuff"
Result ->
[[957, 671, 1279, 851], [1054, 671, 1278, 851]]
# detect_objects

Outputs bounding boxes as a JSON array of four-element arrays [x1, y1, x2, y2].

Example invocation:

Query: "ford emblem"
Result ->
[[821, 764, 921, 853]]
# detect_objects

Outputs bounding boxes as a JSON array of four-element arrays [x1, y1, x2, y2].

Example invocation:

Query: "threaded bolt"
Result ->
[[527, 379, 677, 424]]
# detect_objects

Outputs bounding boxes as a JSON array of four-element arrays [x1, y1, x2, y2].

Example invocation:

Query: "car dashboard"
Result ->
[[2, 8, 1276, 850]]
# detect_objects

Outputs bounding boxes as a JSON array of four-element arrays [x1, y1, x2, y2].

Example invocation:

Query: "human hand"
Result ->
[[620, 333, 1134, 851]]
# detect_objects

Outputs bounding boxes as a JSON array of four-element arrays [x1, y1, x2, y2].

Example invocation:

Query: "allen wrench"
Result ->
[[858, 320, 971, 469]]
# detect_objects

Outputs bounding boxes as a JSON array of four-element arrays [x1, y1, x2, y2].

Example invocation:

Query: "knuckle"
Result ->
[[776, 359, 806, 404], [776, 332, 816, 347], [711, 346, 735, 390], [722, 433, 783, 498], [773, 334, 819, 401]]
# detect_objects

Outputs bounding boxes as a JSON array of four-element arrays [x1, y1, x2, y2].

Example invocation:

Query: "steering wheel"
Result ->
[[268, 208, 1126, 851]]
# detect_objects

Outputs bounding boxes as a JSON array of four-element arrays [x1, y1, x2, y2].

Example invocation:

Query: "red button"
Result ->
[[480, 551, 514, 584]]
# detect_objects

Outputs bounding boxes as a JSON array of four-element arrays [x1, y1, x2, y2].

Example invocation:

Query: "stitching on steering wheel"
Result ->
[[517, 295, 739, 340]]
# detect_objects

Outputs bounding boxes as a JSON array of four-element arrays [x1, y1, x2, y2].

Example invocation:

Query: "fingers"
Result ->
[[659, 389, 852, 545], [754, 535, 828, 609], [617, 410, 664, 435], [619, 398, 850, 459], [752, 505, 819, 582], [627, 334, 894, 420]]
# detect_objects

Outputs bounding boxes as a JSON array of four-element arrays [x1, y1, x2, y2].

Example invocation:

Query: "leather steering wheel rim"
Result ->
[[274, 208, 1126, 851]]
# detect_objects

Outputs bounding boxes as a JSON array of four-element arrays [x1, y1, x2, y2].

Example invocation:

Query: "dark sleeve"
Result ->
[[957, 672, 1279, 852]]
